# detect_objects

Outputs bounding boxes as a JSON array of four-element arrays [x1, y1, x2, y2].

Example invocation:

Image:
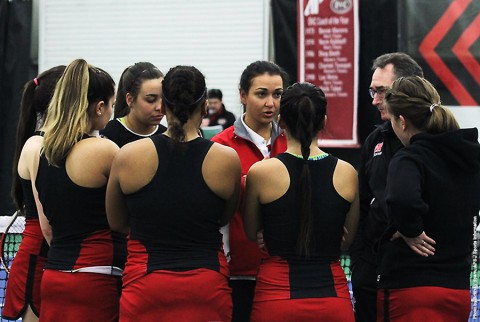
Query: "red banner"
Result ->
[[298, 0, 359, 147]]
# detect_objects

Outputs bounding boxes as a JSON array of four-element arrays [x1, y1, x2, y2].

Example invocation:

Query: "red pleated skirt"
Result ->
[[2, 219, 47, 320], [250, 297, 354, 322], [120, 268, 232, 322], [40, 270, 121, 322]]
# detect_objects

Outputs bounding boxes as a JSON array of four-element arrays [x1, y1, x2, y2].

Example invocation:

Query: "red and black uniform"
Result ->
[[100, 118, 167, 147], [377, 128, 480, 322], [35, 141, 126, 322], [2, 178, 48, 320], [212, 117, 287, 321], [120, 135, 231, 321], [250, 153, 354, 322]]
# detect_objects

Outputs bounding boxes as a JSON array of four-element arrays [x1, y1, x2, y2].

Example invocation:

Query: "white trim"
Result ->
[[117, 119, 159, 138]]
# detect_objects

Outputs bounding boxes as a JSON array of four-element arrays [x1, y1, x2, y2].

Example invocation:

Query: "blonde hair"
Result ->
[[385, 76, 459, 134], [43, 59, 114, 166]]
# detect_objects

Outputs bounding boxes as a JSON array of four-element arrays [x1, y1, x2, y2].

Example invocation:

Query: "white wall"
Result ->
[[39, 0, 271, 118], [448, 106, 480, 131]]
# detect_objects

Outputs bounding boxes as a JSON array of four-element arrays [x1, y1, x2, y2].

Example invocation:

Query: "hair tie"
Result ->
[[191, 89, 207, 106], [429, 103, 439, 112], [162, 89, 206, 107], [33, 78, 39, 86]]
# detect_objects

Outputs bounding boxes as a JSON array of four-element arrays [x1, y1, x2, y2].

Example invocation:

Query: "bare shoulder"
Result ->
[[90, 136, 119, 153], [18, 135, 43, 178], [114, 138, 156, 168], [210, 142, 239, 161], [207, 142, 241, 172], [248, 157, 284, 182], [249, 157, 282, 173], [335, 158, 357, 178], [333, 158, 358, 202], [21, 135, 43, 156]]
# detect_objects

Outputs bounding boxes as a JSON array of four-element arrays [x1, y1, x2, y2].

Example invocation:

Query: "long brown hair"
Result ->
[[42, 59, 115, 166], [385, 76, 459, 134], [279, 82, 327, 256], [11, 66, 65, 211]]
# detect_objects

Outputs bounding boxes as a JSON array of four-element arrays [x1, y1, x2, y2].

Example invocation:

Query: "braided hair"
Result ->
[[162, 65, 206, 144], [280, 82, 327, 256]]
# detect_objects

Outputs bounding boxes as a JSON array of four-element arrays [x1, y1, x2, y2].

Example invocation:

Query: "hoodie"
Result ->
[[378, 128, 480, 290]]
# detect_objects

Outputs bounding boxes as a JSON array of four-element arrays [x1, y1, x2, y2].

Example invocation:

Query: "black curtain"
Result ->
[[0, 0, 35, 215], [271, 0, 398, 168]]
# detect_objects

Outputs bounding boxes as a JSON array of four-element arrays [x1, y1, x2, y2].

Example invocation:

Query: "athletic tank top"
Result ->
[[262, 153, 350, 259], [125, 135, 226, 274], [20, 179, 37, 220], [257, 153, 351, 300], [21, 130, 44, 220], [36, 138, 126, 270]]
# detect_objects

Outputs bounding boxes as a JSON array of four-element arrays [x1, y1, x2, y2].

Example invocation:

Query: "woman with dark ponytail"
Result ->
[[100, 62, 166, 147], [3, 65, 65, 322], [377, 76, 480, 321], [244, 82, 359, 321], [106, 65, 241, 321]]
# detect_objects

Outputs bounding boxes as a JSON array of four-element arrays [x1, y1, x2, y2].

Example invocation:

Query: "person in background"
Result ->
[[201, 88, 236, 130], [212, 60, 288, 322], [34, 59, 126, 321], [2, 65, 65, 322], [377, 76, 480, 321], [100, 62, 166, 147], [106, 65, 240, 321], [350, 52, 423, 322], [243, 82, 359, 322]]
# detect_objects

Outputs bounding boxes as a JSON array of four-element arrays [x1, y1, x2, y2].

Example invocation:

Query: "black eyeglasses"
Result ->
[[369, 86, 389, 99]]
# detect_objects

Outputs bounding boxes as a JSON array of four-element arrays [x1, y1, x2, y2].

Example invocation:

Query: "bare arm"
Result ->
[[341, 188, 359, 251], [333, 159, 360, 251], [203, 143, 241, 226], [33, 183, 52, 245], [243, 164, 263, 242], [106, 152, 130, 235], [219, 151, 241, 226], [24, 137, 53, 245]]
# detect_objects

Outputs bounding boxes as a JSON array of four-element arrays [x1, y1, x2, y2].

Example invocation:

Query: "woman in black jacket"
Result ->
[[377, 76, 480, 322]]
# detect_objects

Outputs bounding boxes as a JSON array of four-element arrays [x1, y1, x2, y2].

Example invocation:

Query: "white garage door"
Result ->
[[39, 0, 271, 117]]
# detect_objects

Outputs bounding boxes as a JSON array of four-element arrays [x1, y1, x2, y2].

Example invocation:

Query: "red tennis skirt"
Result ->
[[377, 286, 471, 322], [120, 268, 232, 322], [250, 297, 354, 322], [40, 270, 121, 322], [2, 219, 47, 320]]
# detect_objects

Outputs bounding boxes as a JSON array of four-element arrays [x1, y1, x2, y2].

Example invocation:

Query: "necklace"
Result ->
[[287, 152, 328, 161]]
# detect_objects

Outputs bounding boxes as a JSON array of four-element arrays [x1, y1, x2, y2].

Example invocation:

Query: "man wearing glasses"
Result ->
[[350, 52, 424, 322]]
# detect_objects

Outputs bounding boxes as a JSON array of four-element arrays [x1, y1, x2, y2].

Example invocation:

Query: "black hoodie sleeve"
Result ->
[[385, 152, 428, 238]]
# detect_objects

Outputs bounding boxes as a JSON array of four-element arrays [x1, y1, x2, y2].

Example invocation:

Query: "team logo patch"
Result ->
[[373, 142, 383, 157]]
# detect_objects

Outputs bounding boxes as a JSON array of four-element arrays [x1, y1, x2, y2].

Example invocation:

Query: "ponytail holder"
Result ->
[[33, 78, 39, 86], [429, 103, 438, 112]]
